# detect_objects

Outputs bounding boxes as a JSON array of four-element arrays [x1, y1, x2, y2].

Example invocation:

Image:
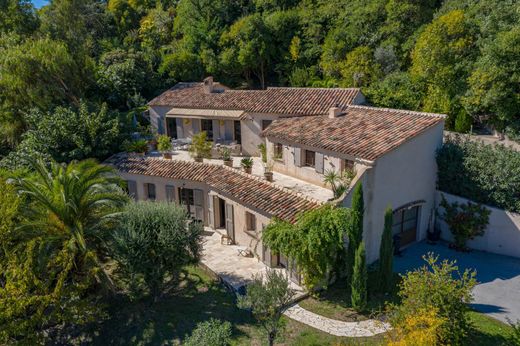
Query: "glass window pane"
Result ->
[[403, 206, 418, 221], [402, 219, 417, 232], [392, 210, 403, 226]]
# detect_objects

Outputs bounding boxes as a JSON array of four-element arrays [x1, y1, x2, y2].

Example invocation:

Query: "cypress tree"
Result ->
[[378, 206, 394, 293], [351, 241, 367, 311], [346, 183, 364, 283]]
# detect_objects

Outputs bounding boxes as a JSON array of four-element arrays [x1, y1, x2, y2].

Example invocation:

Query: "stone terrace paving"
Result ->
[[147, 150, 334, 202]]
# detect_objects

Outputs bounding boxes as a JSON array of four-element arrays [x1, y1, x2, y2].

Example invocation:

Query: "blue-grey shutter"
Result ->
[[315, 152, 324, 173], [294, 147, 301, 167], [127, 180, 138, 200], [208, 195, 215, 229]]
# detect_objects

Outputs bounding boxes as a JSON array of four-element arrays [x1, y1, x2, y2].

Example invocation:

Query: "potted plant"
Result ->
[[157, 134, 172, 159], [258, 143, 267, 164], [126, 139, 148, 156], [220, 147, 233, 167], [263, 162, 274, 182], [189, 131, 212, 162], [241, 157, 254, 174]]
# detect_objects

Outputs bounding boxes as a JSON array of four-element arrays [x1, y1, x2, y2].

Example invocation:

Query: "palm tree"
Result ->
[[10, 158, 128, 284]]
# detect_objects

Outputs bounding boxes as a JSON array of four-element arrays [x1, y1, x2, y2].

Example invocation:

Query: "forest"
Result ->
[[1, 0, 519, 166]]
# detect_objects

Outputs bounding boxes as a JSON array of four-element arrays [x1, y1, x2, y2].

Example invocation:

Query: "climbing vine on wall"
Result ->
[[262, 205, 350, 289]]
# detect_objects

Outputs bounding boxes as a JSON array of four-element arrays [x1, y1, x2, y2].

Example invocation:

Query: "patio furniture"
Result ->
[[221, 234, 234, 245], [237, 246, 253, 257]]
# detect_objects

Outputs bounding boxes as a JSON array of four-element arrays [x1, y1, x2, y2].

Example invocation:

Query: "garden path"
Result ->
[[283, 304, 390, 337]]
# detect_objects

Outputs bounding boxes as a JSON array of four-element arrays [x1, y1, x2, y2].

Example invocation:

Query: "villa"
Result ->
[[109, 77, 445, 286]]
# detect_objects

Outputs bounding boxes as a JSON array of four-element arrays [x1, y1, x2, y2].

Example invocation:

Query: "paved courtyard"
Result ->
[[200, 229, 305, 295], [394, 241, 520, 323]]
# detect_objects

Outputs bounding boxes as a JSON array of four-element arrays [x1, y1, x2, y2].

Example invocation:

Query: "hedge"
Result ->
[[436, 136, 520, 213]]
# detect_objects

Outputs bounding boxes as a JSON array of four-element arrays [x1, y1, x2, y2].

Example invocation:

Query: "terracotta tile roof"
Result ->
[[148, 82, 362, 116], [107, 155, 321, 222], [262, 105, 445, 161]]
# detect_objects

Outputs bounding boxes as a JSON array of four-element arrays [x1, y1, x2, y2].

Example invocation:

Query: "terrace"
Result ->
[[146, 149, 334, 203]]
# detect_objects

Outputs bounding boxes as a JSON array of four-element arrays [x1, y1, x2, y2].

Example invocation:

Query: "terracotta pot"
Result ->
[[224, 159, 233, 167], [163, 152, 172, 160], [194, 157, 203, 163], [243, 167, 252, 174], [264, 171, 273, 182]]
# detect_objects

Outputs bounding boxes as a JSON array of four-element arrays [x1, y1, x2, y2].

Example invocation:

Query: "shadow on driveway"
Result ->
[[393, 241, 520, 323]]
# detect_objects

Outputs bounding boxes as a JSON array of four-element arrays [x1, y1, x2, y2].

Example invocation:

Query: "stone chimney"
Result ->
[[328, 107, 342, 119], [203, 76, 214, 94]]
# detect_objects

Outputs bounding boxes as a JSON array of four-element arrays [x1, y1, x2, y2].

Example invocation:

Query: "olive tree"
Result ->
[[113, 201, 203, 301]]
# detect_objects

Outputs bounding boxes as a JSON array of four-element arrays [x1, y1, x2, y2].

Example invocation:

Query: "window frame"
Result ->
[[165, 185, 175, 203], [200, 119, 213, 140], [245, 211, 256, 231], [145, 183, 156, 201], [262, 120, 273, 130], [304, 149, 316, 168], [274, 143, 283, 161]]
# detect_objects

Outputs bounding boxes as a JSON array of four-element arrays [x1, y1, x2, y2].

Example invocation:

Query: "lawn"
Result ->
[[298, 272, 514, 346], [90, 266, 385, 345], [85, 266, 513, 345]]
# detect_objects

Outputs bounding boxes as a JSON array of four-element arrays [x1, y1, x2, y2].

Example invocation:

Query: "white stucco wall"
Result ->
[[266, 138, 352, 187], [343, 121, 445, 263], [149, 106, 172, 134], [240, 113, 279, 156], [117, 171, 273, 260], [435, 191, 520, 258]]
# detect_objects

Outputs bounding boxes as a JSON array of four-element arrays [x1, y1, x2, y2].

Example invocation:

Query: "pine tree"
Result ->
[[378, 206, 394, 293], [351, 241, 367, 311], [347, 183, 364, 283]]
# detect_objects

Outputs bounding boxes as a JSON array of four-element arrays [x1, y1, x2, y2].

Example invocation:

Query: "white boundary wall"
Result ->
[[435, 191, 520, 258]]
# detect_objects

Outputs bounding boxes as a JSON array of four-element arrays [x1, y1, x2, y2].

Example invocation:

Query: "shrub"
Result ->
[[237, 269, 295, 346], [258, 143, 267, 163], [439, 194, 490, 249], [126, 139, 148, 153], [156, 134, 172, 152], [436, 135, 520, 213], [113, 201, 203, 301], [323, 169, 355, 199], [240, 157, 254, 168], [262, 205, 350, 289], [184, 318, 232, 346], [188, 131, 212, 159], [347, 184, 364, 283], [387, 307, 446, 346], [351, 241, 367, 311], [378, 206, 394, 293], [390, 253, 477, 345], [510, 320, 520, 346]]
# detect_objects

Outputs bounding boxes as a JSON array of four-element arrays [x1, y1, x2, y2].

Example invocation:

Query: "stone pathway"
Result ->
[[283, 304, 390, 337]]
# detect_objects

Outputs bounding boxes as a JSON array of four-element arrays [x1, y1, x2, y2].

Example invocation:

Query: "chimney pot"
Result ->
[[328, 107, 341, 119], [203, 76, 214, 94]]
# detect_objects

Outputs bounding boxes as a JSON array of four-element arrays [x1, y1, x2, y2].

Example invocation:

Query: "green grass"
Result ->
[[466, 311, 514, 346], [299, 272, 400, 322], [91, 266, 384, 345], [87, 266, 514, 345]]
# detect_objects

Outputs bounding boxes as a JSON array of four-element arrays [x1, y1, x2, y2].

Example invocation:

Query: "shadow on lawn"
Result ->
[[90, 269, 255, 345]]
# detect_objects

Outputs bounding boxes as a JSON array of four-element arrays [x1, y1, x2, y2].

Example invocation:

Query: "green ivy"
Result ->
[[262, 205, 350, 290]]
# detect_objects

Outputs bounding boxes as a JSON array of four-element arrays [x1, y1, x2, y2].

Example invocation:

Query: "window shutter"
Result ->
[[193, 189, 204, 206], [294, 147, 301, 167], [315, 152, 324, 173], [127, 180, 137, 200], [207, 195, 215, 229]]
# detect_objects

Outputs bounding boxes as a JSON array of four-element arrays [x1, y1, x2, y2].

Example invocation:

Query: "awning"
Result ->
[[166, 108, 244, 119]]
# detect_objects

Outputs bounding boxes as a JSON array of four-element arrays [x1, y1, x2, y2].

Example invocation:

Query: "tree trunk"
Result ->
[[268, 330, 276, 346]]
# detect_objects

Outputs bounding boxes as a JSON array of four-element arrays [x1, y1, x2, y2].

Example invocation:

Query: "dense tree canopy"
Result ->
[[1, 0, 519, 162]]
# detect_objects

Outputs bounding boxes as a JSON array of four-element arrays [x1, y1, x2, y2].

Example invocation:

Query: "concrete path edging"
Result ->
[[283, 304, 390, 337]]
